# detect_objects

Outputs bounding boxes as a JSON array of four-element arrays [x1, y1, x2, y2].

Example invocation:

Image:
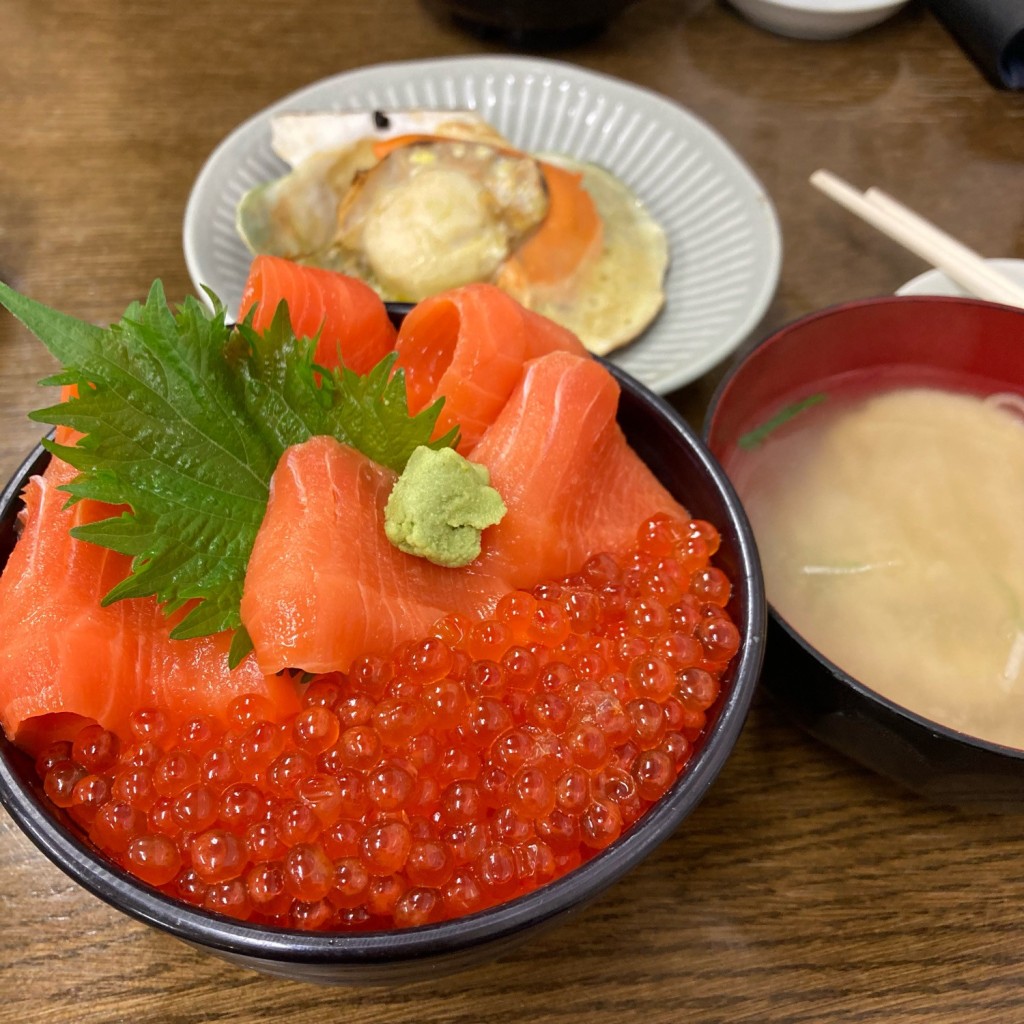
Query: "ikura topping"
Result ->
[[35, 514, 739, 931]]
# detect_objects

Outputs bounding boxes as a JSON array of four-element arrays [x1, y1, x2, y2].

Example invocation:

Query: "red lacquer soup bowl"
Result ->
[[704, 296, 1024, 811]]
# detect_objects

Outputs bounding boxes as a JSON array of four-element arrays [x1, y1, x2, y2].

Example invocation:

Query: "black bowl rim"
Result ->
[[0, 364, 766, 966], [702, 292, 1024, 764]]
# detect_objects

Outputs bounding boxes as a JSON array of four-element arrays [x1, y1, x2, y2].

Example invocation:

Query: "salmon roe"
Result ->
[[37, 514, 739, 932]]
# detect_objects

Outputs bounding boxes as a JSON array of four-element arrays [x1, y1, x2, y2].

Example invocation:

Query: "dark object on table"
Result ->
[[0, 362, 765, 985], [705, 296, 1024, 811], [421, 0, 638, 47], [929, 0, 1024, 88]]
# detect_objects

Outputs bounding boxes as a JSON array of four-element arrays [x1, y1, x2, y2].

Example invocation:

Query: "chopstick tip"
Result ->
[[810, 168, 845, 192]]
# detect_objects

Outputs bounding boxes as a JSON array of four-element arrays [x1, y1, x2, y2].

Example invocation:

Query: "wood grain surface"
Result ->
[[2, 1, 1023, 1020]]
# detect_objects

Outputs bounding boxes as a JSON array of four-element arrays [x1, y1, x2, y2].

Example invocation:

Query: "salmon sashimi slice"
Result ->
[[238, 254, 397, 374], [240, 435, 511, 675], [469, 350, 689, 589], [393, 283, 587, 453], [0, 456, 296, 754]]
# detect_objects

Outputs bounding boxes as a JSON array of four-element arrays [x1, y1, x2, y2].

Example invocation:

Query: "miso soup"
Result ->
[[727, 381, 1024, 749]]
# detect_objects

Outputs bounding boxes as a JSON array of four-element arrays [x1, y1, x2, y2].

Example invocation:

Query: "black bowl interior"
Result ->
[[704, 296, 1024, 810], [0, 364, 765, 983]]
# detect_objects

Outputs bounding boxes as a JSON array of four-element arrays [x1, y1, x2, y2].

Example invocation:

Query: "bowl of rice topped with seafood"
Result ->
[[0, 261, 764, 983]]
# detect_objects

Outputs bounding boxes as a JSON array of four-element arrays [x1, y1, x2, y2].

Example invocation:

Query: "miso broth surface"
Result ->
[[728, 384, 1024, 749]]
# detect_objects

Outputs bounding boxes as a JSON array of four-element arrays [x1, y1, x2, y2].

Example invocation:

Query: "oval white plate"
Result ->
[[184, 56, 781, 395], [896, 258, 1024, 299]]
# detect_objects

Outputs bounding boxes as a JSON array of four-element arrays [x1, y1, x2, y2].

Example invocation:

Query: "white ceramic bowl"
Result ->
[[726, 0, 911, 40], [896, 258, 1024, 299]]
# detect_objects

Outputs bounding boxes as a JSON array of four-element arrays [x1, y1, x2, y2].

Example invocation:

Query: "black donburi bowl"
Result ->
[[0, 364, 765, 984]]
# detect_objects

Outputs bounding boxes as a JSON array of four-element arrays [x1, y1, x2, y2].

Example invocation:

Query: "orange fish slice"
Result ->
[[0, 456, 296, 754], [470, 350, 688, 588], [238, 254, 397, 374], [394, 282, 586, 452], [240, 436, 511, 675]]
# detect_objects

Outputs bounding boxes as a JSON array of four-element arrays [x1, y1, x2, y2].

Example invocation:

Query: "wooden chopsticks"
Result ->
[[810, 169, 1024, 309]]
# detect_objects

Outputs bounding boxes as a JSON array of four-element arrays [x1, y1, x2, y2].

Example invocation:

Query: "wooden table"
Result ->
[[2, 1, 1023, 1020]]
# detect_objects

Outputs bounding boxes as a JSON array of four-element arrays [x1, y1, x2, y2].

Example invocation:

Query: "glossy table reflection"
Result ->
[[2, 1, 1023, 1020]]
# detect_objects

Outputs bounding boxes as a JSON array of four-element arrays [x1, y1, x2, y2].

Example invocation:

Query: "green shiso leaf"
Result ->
[[230, 303, 459, 474], [0, 279, 455, 665]]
